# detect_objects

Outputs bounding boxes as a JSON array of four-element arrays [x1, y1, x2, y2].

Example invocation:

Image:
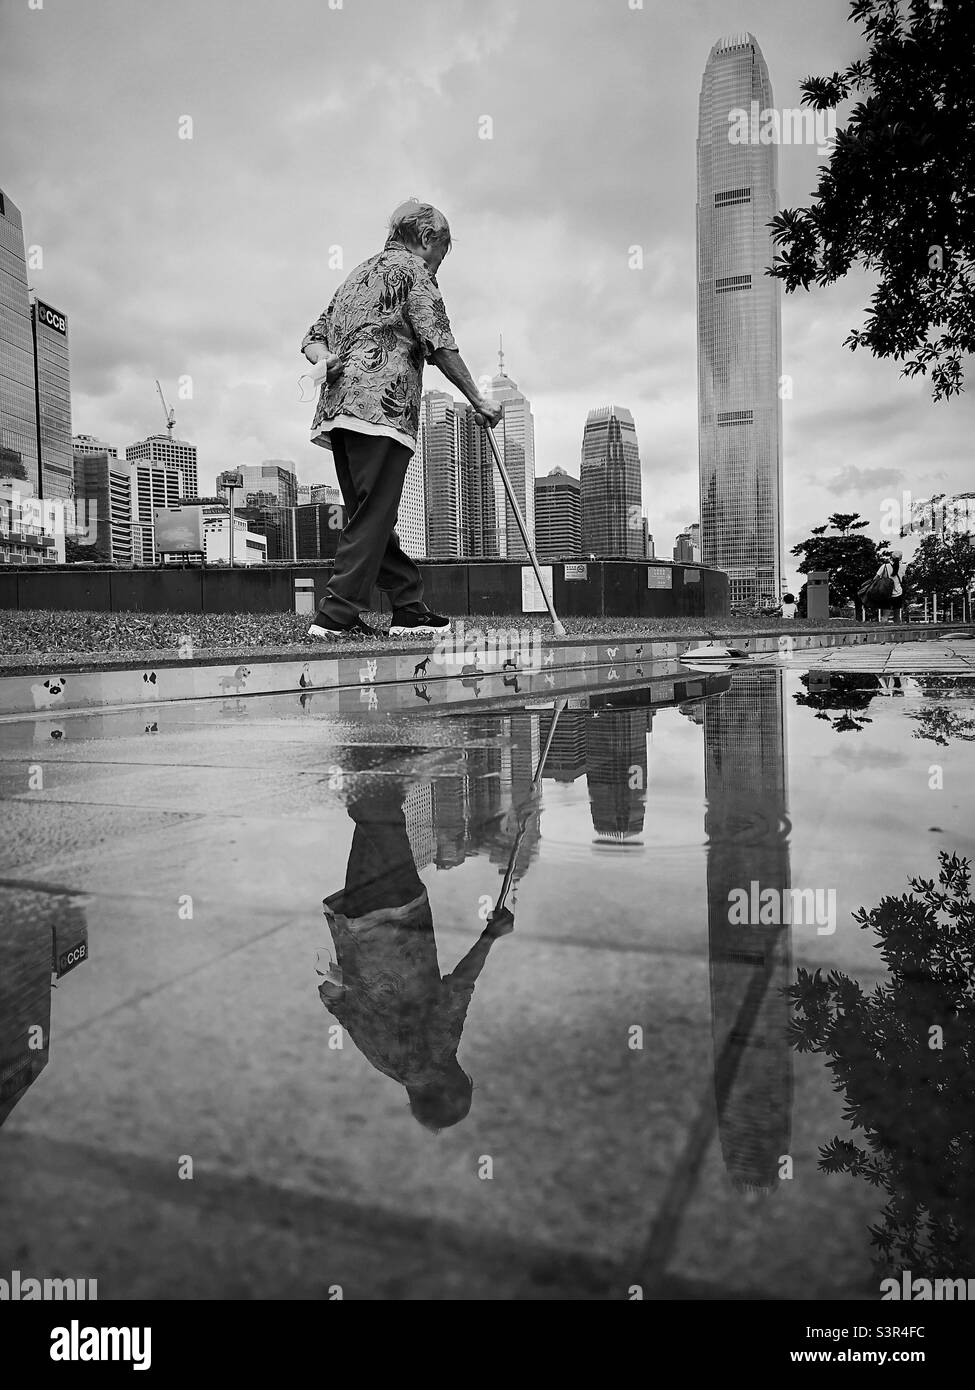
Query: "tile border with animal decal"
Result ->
[[0, 623, 967, 719]]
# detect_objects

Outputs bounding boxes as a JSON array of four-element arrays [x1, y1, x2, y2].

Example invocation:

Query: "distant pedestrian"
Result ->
[[300, 199, 502, 640], [859, 550, 904, 623], [781, 592, 797, 620]]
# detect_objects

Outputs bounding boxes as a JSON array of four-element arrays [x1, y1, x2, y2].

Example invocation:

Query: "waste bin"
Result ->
[[294, 575, 316, 616], [806, 571, 830, 622]]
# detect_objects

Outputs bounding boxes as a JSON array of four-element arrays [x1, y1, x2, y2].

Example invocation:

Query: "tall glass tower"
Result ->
[[486, 342, 535, 561], [0, 189, 39, 492], [697, 33, 784, 606], [418, 389, 462, 558], [580, 405, 643, 558], [31, 297, 73, 500]]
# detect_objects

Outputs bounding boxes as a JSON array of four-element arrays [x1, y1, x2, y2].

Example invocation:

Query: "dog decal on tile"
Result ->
[[31, 676, 67, 710], [217, 666, 251, 696]]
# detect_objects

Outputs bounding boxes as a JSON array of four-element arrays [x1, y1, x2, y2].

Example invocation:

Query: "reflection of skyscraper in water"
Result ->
[[487, 714, 541, 885], [586, 710, 647, 843], [0, 896, 88, 1129], [704, 668, 792, 1192], [425, 716, 543, 895], [431, 774, 467, 868], [403, 781, 434, 871], [540, 708, 587, 783]]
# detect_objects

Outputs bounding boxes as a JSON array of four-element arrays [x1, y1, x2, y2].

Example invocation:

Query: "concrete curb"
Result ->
[[2, 623, 970, 720]]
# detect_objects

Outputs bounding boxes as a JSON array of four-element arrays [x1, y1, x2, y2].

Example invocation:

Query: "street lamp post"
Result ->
[[217, 470, 243, 568]]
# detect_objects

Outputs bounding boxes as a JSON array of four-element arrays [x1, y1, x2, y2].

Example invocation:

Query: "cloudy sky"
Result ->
[[2, 0, 971, 580]]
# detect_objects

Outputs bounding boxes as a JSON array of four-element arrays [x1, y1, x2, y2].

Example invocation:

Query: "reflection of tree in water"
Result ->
[[793, 673, 882, 734], [908, 707, 975, 747], [907, 679, 975, 748], [785, 853, 975, 1278]]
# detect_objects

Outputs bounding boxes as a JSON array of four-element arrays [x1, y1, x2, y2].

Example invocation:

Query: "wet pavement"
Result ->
[[1, 660, 974, 1299]]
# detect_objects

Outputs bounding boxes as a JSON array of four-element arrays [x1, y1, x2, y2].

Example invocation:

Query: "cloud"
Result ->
[[817, 464, 907, 494]]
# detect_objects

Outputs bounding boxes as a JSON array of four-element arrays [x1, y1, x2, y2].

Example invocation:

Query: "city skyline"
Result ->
[[3, 0, 971, 582]]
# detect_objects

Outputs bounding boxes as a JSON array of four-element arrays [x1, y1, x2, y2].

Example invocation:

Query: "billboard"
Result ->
[[154, 504, 205, 554]]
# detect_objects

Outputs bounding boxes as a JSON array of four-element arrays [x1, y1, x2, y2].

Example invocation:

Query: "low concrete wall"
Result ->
[[0, 559, 729, 621]]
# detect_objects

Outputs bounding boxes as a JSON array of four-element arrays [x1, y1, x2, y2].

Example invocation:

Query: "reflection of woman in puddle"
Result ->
[[317, 786, 512, 1132]]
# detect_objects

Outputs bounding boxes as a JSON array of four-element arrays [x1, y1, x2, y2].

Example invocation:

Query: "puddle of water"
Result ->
[[1, 668, 973, 1299]]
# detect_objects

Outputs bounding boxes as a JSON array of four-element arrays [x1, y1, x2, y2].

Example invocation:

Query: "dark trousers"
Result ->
[[316, 428, 426, 625]]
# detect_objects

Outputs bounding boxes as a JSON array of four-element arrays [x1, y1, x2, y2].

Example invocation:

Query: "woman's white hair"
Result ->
[[387, 198, 451, 253]]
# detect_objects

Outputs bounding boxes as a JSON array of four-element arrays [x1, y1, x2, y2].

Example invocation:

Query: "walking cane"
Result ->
[[483, 423, 566, 637]]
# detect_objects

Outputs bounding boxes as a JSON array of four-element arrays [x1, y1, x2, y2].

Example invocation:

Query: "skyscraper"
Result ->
[[580, 406, 643, 558], [534, 467, 581, 561], [455, 399, 502, 558], [0, 188, 39, 492], [126, 433, 198, 500], [419, 389, 462, 558], [697, 33, 784, 606], [399, 446, 427, 558], [485, 343, 535, 560], [235, 462, 298, 510], [673, 522, 701, 563], [129, 461, 180, 564], [73, 441, 134, 565], [31, 296, 72, 500]]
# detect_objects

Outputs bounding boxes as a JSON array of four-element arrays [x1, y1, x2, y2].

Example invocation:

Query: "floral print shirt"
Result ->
[[301, 240, 458, 454]]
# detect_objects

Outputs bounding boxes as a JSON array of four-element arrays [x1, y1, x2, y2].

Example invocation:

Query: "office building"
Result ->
[[399, 447, 427, 557], [485, 344, 535, 560], [238, 505, 296, 562], [126, 433, 198, 500], [73, 444, 134, 565], [236, 462, 298, 510], [30, 296, 72, 500], [697, 33, 784, 605], [580, 406, 643, 558], [419, 390, 462, 558], [643, 520, 655, 559], [129, 461, 180, 565], [0, 188, 39, 494], [674, 523, 702, 563], [455, 399, 501, 558], [295, 501, 347, 560], [0, 478, 63, 563], [72, 433, 117, 459], [202, 507, 268, 566], [535, 467, 581, 561]]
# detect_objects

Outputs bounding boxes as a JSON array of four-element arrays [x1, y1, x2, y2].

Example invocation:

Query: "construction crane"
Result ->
[[155, 380, 176, 439]]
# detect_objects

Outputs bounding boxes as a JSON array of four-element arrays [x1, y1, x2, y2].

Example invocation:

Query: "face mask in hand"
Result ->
[[298, 355, 334, 403]]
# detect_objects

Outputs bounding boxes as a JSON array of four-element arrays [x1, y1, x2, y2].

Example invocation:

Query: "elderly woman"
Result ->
[[301, 199, 502, 640]]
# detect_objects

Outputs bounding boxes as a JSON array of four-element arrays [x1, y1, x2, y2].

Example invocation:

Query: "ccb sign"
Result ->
[[35, 300, 67, 335], [56, 940, 87, 977]]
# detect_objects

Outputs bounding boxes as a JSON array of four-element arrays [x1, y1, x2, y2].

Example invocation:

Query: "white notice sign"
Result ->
[[521, 565, 555, 613], [647, 567, 673, 589], [564, 563, 588, 581]]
